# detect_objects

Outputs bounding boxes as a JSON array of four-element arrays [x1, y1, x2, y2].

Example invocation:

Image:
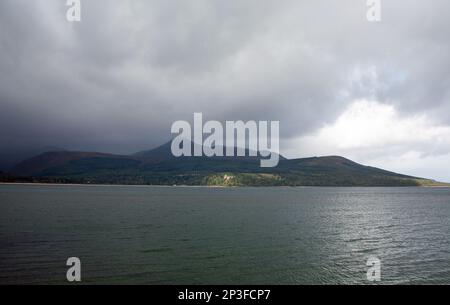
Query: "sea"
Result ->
[[1, 184, 449, 284]]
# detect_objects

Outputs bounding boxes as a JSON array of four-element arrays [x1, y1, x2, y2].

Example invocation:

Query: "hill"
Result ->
[[0, 146, 65, 171], [6, 141, 446, 187]]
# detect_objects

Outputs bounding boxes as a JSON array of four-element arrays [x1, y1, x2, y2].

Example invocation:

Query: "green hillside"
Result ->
[[5, 142, 447, 187]]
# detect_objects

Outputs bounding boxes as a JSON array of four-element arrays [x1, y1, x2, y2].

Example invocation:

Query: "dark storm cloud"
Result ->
[[1, 0, 450, 156]]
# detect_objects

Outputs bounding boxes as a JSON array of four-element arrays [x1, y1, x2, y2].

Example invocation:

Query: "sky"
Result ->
[[1, 0, 450, 181]]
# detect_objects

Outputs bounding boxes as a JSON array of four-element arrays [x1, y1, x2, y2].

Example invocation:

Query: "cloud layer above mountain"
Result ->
[[1, 0, 450, 180]]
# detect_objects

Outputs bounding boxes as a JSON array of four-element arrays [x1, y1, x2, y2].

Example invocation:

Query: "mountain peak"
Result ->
[[133, 139, 286, 162]]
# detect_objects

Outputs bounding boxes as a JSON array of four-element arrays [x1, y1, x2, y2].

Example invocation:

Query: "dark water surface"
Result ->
[[0, 184, 449, 284]]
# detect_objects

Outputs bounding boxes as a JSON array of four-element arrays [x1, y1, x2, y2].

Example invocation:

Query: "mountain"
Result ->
[[133, 140, 175, 162], [132, 141, 285, 164], [0, 146, 65, 172], [5, 141, 445, 187], [10, 151, 128, 177]]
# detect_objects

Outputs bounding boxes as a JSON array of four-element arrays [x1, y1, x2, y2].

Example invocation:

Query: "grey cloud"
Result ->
[[0, 0, 449, 160]]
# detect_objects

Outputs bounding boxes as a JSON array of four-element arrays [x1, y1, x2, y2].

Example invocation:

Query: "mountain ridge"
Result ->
[[5, 141, 446, 187]]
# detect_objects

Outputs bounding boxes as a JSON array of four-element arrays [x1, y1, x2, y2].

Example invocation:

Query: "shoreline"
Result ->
[[1, 182, 449, 188], [0, 182, 228, 188]]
